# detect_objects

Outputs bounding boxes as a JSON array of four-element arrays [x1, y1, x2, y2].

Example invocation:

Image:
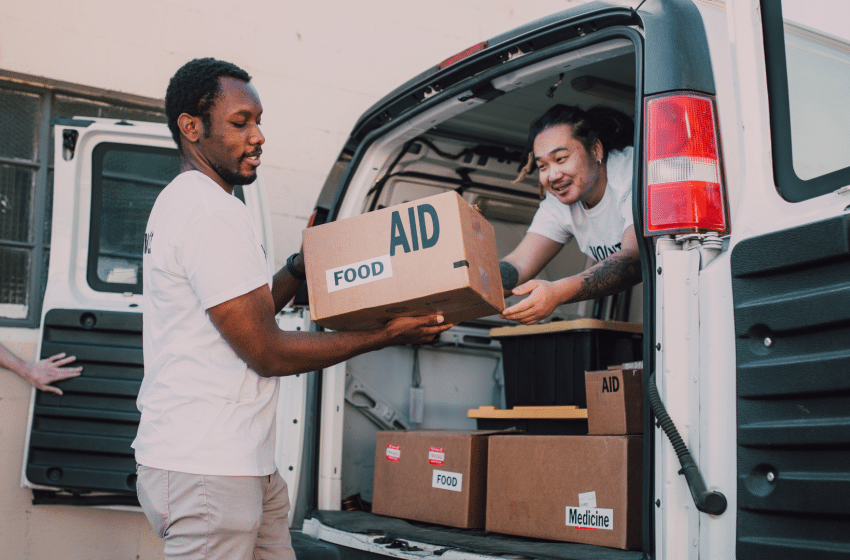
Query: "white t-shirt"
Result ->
[[133, 170, 277, 476], [527, 146, 634, 262]]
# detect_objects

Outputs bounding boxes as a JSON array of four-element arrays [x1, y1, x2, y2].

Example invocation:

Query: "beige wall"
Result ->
[[0, 1, 579, 558], [3, 0, 581, 269]]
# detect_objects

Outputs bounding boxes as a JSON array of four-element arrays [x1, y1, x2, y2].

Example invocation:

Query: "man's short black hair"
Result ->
[[165, 57, 252, 151]]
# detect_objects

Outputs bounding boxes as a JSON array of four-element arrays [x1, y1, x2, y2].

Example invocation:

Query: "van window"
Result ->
[[0, 81, 165, 326], [762, 0, 850, 201], [87, 143, 179, 293]]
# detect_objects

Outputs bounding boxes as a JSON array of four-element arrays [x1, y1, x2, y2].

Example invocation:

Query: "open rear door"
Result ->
[[728, 1, 850, 556], [21, 119, 180, 504], [22, 118, 279, 506]]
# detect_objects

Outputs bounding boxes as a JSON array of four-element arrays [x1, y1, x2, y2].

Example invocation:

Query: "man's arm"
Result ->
[[499, 233, 564, 293], [208, 284, 453, 378], [501, 225, 642, 325], [0, 343, 82, 395]]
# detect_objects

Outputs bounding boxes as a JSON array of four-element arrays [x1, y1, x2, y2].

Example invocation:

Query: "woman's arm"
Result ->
[[0, 343, 82, 395]]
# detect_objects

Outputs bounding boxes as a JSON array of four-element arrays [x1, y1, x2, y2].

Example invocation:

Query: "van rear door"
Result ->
[[21, 119, 179, 504], [727, 1, 850, 556], [21, 119, 279, 506]]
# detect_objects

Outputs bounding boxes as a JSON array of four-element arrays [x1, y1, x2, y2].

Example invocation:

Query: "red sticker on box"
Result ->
[[428, 447, 445, 465], [386, 444, 401, 462]]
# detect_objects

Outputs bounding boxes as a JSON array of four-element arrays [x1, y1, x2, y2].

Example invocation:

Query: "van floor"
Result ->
[[309, 510, 642, 560]]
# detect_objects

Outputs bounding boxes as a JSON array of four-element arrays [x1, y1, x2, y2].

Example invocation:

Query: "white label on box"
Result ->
[[578, 491, 597, 509], [386, 444, 400, 462], [428, 447, 445, 465], [326, 254, 393, 293], [432, 469, 463, 492], [566, 507, 614, 530]]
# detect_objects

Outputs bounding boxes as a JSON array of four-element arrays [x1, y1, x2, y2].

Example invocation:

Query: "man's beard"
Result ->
[[212, 160, 257, 187]]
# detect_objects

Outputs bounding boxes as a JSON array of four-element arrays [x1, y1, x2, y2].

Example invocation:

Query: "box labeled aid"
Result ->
[[585, 367, 643, 435], [303, 191, 504, 331]]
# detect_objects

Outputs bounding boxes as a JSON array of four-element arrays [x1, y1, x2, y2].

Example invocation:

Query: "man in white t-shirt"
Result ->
[[133, 57, 452, 560], [499, 105, 642, 325]]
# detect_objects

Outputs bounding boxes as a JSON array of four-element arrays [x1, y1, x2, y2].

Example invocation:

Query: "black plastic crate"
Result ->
[[490, 319, 643, 409]]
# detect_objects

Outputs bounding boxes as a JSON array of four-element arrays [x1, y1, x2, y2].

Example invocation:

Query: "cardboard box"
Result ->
[[486, 435, 642, 550], [585, 368, 643, 435], [303, 191, 504, 331], [372, 430, 508, 529]]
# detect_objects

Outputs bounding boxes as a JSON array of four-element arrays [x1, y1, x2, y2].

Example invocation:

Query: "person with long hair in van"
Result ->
[[499, 104, 641, 325]]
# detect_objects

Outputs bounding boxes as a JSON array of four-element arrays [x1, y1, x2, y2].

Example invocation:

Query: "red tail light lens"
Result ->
[[306, 208, 320, 229], [644, 93, 729, 236], [437, 41, 488, 71]]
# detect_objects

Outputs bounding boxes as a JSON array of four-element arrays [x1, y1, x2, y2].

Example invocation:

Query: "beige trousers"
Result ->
[[137, 465, 296, 560]]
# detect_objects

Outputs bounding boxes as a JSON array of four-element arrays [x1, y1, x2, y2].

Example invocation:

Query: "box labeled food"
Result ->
[[303, 191, 504, 331], [585, 368, 643, 435], [372, 430, 509, 529], [486, 435, 642, 549]]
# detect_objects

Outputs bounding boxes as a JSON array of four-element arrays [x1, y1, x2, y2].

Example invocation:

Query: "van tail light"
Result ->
[[305, 207, 326, 229], [643, 92, 729, 236], [437, 41, 488, 71]]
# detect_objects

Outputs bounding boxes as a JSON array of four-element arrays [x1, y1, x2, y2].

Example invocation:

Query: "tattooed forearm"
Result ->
[[571, 254, 642, 303]]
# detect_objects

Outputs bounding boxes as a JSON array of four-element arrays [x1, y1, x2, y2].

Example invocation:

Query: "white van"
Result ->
[[21, 0, 850, 558]]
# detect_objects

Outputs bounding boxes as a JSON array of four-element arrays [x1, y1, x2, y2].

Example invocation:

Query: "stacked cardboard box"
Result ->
[[370, 368, 645, 549], [485, 434, 642, 549], [485, 364, 644, 550], [371, 430, 511, 529], [585, 367, 643, 435]]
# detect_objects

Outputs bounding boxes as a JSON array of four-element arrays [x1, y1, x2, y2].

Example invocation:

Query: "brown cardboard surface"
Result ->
[[585, 368, 644, 435], [486, 435, 643, 549], [372, 430, 509, 529], [303, 191, 504, 331], [467, 406, 587, 419]]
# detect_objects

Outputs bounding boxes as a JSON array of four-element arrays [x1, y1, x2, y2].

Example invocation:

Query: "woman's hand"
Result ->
[[24, 353, 83, 395], [500, 279, 563, 325]]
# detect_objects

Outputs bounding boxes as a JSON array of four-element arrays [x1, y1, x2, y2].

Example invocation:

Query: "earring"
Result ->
[[597, 158, 602, 165]]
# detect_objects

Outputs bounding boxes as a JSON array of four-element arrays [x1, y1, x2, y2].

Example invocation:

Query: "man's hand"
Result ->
[[24, 353, 83, 395], [500, 280, 563, 325], [382, 315, 453, 346]]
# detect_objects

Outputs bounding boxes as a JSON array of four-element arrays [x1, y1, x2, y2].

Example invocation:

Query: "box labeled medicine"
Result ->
[[303, 191, 504, 331], [486, 435, 642, 549]]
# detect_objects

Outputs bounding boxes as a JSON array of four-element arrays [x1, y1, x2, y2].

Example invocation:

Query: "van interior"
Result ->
[[22, 32, 647, 559], [308, 35, 646, 557]]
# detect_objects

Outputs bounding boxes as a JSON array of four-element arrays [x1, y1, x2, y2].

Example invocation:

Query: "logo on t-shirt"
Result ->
[[589, 242, 620, 262], [144, 231, 154, 254]]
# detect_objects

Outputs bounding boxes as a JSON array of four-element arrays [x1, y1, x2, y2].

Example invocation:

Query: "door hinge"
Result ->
[[62, 129, 79, 161]]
